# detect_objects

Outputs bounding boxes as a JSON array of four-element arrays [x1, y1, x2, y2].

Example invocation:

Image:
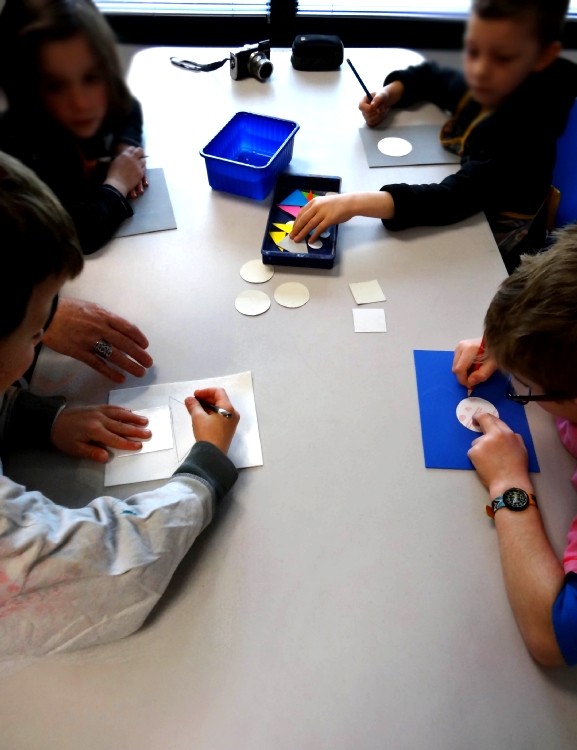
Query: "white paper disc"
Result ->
[[274, 282, 310, 309], [456, 397, 499, 433], [377, 136, 413, 157], [235, 289, 271, 316], [240, 259, 275, 283]]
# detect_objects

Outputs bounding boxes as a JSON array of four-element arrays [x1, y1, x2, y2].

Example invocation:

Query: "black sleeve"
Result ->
[[113, 97, 144, 149], [0, 388, 66, 453], [175, 441, 238, 503], [71, 184, 134, 255], [381, 157, 491, 230], [385, 61, 468, 114]]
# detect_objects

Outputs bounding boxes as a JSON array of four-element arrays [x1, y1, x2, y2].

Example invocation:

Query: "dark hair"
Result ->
[[484, 223, 577, 395], [0, 151, 84, 339], [472, 0, 570, 46], [0, 0, 131, 121]]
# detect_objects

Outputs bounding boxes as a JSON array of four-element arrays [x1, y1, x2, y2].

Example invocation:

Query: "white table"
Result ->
[[1, 48, 577, 750]]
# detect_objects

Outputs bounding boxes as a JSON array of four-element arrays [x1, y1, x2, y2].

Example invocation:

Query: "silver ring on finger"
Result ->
[[93, 338, 113, 360]]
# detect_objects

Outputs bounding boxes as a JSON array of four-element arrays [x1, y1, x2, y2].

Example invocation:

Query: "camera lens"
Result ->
[[248, 51, 273, 82]]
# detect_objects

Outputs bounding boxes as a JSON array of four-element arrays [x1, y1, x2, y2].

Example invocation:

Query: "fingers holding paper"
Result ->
[[51, 405, 152, 463], [185, 387, 240, 455]]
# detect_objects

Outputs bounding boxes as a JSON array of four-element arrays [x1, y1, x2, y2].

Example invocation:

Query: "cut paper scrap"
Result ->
[[272, 221, 294, 233], [456, 396, 498, 432], [353, 308, 386, 332], [274, 282, 310, 308], [105, 371, 263, 486], [269, 230, 287, 247], [235, 289, 271, 316], [413, 350, 539, 471], [349, 279, 386, 304], [277, 204, 302, 219], [114, 406, 174, 458], [240, 259, 274, 283], [280, 189, 308, 207], [278, 235, 308, 254]]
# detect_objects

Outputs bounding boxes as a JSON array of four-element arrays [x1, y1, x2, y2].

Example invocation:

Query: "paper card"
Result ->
[[359, 124, 461, 168], [349, 280, 386, 304], [114, 406, 174, 458], [352, 308, 387, 332], [113, 167, 177, 238], [413, 350, 539, 471], [105, 371, 263, 486]]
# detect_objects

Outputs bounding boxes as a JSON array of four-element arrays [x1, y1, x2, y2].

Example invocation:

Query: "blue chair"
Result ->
[[552, 98, 577, 227]]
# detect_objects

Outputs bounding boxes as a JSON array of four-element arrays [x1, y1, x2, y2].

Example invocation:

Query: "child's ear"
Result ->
[[534, 41, 562, 72]]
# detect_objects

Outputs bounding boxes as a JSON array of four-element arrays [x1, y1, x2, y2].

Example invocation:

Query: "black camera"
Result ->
[[230, 40, 273, 82]]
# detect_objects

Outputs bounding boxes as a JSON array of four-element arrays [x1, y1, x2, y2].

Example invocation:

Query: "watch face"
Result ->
[[503, 488, 529, 510]]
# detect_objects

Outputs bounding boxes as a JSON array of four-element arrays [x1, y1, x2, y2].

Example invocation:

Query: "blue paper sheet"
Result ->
[[413, 350, 540, 472]]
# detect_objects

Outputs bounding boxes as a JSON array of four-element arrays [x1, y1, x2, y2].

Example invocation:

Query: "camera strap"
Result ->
[[170, 56, 230, 72]]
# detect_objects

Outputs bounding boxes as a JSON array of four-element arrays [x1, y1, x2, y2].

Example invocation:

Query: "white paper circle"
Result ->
[[377, 136, 413, 157], [456, 397, 499, 432], [235, 290, 271, 316], [307, 239, 323, 250], [240, 259, 275, 283], [274, 282, 310, 309]]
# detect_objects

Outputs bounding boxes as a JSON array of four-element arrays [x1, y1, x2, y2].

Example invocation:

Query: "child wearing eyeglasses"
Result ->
[[290, 0, 577, 274], [0, 0, 147, 255], [452, 223, 577, 667]]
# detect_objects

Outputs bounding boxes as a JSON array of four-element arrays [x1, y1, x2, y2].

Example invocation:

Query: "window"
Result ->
[[295, 0, 577, 19], [96, 1, 270, 16]]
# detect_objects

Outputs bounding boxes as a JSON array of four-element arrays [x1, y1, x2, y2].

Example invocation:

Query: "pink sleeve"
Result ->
[[563, 516, 577, 575]]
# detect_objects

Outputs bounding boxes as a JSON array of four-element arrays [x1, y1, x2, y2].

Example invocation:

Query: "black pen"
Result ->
[[346, 58, 373, 103], [196, 397, 233, 419]]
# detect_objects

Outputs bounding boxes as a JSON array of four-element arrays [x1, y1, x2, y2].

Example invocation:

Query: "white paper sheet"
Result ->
[[105, 371, 262, 486]]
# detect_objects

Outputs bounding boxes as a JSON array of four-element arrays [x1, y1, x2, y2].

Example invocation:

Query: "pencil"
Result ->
[[346, 58, 374, 103], [467, 336, 486, 397], [196, 397, 233, 419]]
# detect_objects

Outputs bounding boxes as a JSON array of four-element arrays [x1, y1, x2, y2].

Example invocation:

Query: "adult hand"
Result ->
[[51, 405, 151, 463], [105, 145, 147, 199], [43, 298, 153, 383], [452, 337, 497, 389], [185, 387, 240, 455], [359, 81, 404, 127], [468, 411, 532, 497]]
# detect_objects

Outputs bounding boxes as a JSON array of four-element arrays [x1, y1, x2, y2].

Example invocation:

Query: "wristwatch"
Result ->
[[486, 487, 538, 519]]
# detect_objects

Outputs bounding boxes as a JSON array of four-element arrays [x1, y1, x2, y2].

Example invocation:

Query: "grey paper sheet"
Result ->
[[359, 124, 461, 168], [114, 167, 177, 238]]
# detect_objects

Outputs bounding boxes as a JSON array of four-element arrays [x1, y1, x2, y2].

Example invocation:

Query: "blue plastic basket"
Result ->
[[200, 112, 300, 200]]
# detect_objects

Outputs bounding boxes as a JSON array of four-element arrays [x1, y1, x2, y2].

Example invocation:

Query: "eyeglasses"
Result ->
[[506, 374, 575, 405]]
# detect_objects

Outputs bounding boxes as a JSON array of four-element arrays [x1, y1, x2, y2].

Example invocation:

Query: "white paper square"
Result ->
[[114, 405, 174, 458], [105, 371, 263, 487], [349, 280, 386, 304], [353, 308, 387, 332]]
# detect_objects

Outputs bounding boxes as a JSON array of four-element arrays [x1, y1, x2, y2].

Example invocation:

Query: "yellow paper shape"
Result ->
[[269, 230, 287, 247], [273, 222, 294, 233]]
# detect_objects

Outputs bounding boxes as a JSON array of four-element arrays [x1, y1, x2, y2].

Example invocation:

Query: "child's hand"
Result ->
[[105, 146, 147, 198], [452, 337, 497, 389], [185, 387, 239, 455], [289, 195, 358, 244], [290, 192, 395, 244], [468, 411, 532, 498], [51, 406, 152, 463], [42, 298, 153, 383], [359, 81, 404, 127]]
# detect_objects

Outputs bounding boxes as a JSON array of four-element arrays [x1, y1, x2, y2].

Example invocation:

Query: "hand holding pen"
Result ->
[[185, 387, 240, 455], [452, 336, 498, 393]]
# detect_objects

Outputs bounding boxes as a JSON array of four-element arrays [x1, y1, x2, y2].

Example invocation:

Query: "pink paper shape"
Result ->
[[278, 204, 301, 219]]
